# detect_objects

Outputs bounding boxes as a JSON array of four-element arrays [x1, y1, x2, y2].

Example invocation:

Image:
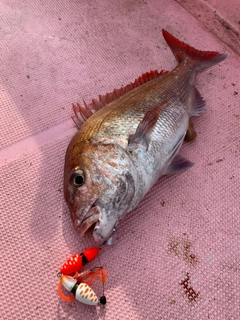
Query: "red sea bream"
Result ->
[[64, 29, 227, 244]]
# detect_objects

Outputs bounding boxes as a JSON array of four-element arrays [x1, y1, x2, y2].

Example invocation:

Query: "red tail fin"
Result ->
[[162, 29, 227, 70]]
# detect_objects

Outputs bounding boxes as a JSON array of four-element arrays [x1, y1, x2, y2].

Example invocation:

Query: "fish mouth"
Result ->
[[76, 204, 101, 238]]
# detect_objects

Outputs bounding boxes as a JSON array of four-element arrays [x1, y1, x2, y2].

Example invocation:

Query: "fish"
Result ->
[[64, 29, 227, 244]]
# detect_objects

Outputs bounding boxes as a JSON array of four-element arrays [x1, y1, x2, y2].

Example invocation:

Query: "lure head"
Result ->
[[64, 140, 137, 244]]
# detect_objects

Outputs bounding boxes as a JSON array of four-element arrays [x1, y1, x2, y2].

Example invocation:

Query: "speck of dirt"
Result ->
[[160, 200, 165, 207], [234, 91, 238, 96], [169, 299, 176, 305], [179, 273, 200, 303], [168, 233, 199, 267]]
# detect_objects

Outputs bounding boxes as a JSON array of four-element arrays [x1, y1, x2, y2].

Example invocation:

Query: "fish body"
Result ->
[[64, 29, 227, 244]]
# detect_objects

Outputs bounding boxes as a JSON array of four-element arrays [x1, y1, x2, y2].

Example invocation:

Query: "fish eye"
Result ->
[[74, 174, 84, 186], [71, 169, 85, 187]]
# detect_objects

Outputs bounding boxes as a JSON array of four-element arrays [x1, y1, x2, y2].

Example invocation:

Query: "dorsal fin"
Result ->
[[72, 69, 169, 128]]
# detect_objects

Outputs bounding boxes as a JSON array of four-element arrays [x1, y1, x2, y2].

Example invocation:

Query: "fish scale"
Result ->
[[64, 29, 227, 244]]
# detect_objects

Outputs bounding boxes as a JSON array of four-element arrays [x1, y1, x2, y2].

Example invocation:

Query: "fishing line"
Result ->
[[97, 247, 107, 305]]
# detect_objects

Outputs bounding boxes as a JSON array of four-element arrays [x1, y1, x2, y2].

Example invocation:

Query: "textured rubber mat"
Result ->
[[0, 1, 239, 319]]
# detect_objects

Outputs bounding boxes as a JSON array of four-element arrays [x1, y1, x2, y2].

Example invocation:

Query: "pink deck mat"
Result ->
[[0, 1, 239, 319]]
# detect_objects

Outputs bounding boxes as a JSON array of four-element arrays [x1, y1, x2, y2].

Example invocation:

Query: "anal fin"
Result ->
[[191, 87, 206, 116]]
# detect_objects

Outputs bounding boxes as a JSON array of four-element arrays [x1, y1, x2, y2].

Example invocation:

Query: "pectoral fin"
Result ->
[[128, 100, 167, 150]]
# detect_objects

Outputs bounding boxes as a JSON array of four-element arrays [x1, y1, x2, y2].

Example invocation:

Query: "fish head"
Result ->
[[64, 140, 137, 244]]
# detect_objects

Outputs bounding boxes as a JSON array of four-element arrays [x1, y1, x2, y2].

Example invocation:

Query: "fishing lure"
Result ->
[[58, 267, 107, 305], [60, 247, 100, 275]]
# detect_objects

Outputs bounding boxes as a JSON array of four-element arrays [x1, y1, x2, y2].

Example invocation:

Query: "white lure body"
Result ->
[[60, 275, 99, 305]]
